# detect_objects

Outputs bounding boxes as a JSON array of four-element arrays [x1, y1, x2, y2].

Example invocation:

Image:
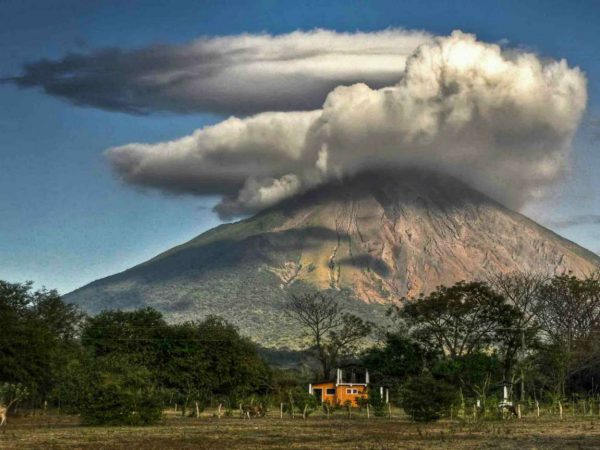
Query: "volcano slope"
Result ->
[[66, 170, 600, 347]]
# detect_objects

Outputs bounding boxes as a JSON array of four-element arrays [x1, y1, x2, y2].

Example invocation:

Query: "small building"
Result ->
[[309, 367, 387, 407]]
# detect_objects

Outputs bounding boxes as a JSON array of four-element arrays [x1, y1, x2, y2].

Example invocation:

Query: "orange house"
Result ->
[[309, 368, 375, 407]]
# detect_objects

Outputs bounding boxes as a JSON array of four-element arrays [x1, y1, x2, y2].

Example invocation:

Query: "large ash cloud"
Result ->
[[107, 31, 587, 219], [6, 29, 432, 115]]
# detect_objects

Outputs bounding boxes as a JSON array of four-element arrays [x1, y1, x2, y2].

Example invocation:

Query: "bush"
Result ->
[[284, 388, 318, 417], [367, 387, 387, 417], [0, 382, 28, 408], [80, 356, 163, 426], [401, 374, 458, 422]]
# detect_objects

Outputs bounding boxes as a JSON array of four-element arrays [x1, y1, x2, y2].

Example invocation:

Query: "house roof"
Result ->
[[311, 379, 336, 385], [311, 380, 368, 386]]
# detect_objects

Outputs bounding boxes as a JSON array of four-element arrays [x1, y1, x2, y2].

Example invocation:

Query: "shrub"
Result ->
[[293, 390, 319, 417], [356, 396, 369, 410], [80, 356, 163, 426], [401, 374, 458, 422], [367, 387, 387, 417], [0, 383, 28, 408]]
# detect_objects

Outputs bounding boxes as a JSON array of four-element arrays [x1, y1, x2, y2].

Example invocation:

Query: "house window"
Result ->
[[326, 388, 335, 396], [353, 389, 358, 394]]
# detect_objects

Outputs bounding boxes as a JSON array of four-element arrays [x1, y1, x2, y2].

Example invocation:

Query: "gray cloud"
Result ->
[[545, 214, 600, 229], [106, 31, 587, 219], [5, 29, 432, 115]]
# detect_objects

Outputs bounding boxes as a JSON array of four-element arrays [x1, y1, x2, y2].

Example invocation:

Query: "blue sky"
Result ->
[[1, 0, 599, 293]]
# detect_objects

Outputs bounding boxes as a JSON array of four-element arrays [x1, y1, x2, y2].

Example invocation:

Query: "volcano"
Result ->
[[66, 169, 600, 347]]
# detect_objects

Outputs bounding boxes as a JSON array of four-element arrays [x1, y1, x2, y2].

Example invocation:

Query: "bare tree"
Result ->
[[488, 271, 549, 399], [536, 273, 600, 395], [285, 291, 372, 379], [488, 271, 548, 328]]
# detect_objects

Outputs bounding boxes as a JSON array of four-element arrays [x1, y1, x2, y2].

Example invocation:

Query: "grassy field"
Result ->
[[1, 409, 600, 449]]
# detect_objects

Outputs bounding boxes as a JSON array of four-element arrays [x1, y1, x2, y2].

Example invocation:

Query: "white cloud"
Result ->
[[108, 110, 320, 197], [107, 31, 587, 218]]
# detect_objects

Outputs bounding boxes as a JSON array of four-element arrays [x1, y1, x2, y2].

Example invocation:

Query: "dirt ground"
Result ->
[[1, 411, 600, 449]]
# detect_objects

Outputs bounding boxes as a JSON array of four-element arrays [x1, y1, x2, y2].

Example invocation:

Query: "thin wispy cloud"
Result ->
[[5, 29, 432, 115], [545, 214, 600, 229], [588, 115, 600, 141]]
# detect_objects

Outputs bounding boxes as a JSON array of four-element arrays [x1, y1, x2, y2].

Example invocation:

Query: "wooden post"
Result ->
[[520, 329, 526, 402], [280, 402, 283, 419], [195, 401, 200, 419], [558, 401, 563, 420], [302, 404, 308, 420], [366, 403, 370, 419], [516, 403, 522, 419], [288, 392, 295, 419], [388, 402, 392, 419], [325, 402, 330, 419], [174, 403, 178, 412], [535, 400, 540, 418], [217, 403, 222, 419]]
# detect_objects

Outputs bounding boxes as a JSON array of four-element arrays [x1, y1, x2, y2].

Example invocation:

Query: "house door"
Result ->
[[313, 388, 323, 402]]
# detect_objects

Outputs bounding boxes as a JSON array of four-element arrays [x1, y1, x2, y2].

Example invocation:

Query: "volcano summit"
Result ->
[[66, 170, 600, 346]]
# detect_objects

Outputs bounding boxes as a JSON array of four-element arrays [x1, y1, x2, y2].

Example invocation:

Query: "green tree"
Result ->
[[362, 333, 429, 395], [81, 310, 271, 415], [432, 352, 501, 405], [395, 281, 522, 359], [82, 308, 168, 367], [158, 317, 271, 412], [0, 280, 83, 406], [401, 374, 458, 422]]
